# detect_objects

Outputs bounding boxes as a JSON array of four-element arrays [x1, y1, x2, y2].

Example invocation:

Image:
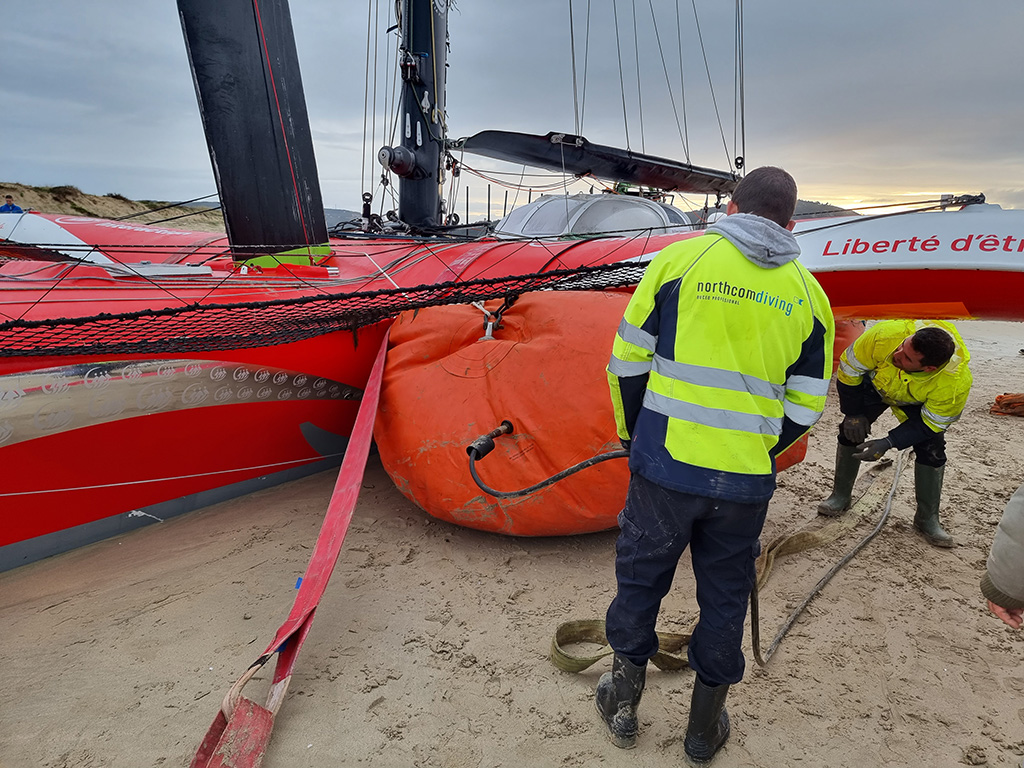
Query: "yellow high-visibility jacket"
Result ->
[[837, 319, 972, 440], [608, 214, 835, 503]]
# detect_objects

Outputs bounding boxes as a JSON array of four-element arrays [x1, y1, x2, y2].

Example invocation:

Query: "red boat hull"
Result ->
[[2, 205, 1023, 567], [0, 326, 387, 568]]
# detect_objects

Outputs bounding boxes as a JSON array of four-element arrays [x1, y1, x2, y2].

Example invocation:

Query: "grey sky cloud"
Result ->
[[3, 0, 1021, 212]]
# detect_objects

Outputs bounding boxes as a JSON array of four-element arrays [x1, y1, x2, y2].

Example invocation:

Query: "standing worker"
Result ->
[[817, 319, 972, 548], [0, 194, 23, 213], [600, 167, 835, 765]]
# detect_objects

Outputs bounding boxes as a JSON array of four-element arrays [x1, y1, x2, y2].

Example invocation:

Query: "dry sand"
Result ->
[[1, 320, 1023, 768]]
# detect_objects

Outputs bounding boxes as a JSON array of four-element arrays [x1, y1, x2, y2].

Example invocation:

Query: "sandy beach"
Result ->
[[2, 320, 1022, 768]]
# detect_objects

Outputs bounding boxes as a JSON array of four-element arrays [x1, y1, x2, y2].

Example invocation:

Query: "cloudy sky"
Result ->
[[4, 0, 1022, 218]]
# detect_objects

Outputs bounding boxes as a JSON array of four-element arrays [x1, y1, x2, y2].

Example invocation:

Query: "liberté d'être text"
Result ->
[[820, 234, 1024, 255]]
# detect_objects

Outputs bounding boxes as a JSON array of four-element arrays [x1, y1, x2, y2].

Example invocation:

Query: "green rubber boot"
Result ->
[[817, 443, 860, 517], [595, 653, 646, 748], [913, 463, 954, 548]]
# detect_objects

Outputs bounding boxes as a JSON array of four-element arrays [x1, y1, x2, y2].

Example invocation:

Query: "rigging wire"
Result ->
[[632, 0, 645, 154], [792, 200, 979, 233], [371, 0, 383, 196], [460, 164, 580, 194], [612, 3, 632, 152], [448, 156, 464, 223], [509, 164, 529, 213], [113, 193, 220, 222], [430, 1, 444, 136], [8, 196, 964, 262], [0, 454, 346, 498], [734, 0, 746, 170], [421, 1, 447, 226], [6, 227, 444, 314], [841, 197, 971, 212], [581, 2, 591, 134], [568, 0, 580, 136], [361, 0, 376, 195], [377, 2, 398, 217], [8, 251, 197, 323], [674, 0, 690, 161], [689, 0, 732, 171], [446, 166, 603, 180], [379, 3, 403, 219], [144, 206, 223, 226], [647, 0, 689, 163], [1, 209, 222, 323]]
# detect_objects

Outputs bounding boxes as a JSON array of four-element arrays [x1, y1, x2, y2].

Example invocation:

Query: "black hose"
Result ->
[[465, 420, 628, 498], [751, 450, 908, 666], [468, 449, 628, 499]]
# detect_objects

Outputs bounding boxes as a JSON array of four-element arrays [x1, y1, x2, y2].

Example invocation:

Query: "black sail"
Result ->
[[178, 0, 327, 255]]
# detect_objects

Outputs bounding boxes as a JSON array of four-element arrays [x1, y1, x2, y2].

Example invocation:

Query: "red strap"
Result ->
[[191, 330, 389, 768]]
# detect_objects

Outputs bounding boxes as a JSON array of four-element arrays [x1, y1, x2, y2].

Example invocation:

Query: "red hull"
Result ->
[[2, 206, 1023, 567], [819, 268, 1024, 322]]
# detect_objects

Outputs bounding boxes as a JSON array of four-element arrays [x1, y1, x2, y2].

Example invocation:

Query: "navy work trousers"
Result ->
[[605, 472, 768, 687]]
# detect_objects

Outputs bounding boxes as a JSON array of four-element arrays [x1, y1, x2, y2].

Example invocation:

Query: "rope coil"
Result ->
[[551, 452, 907, 673]]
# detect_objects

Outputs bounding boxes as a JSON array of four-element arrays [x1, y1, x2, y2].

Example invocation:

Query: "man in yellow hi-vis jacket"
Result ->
[[818, 319, 972, 549], [598, 167, 834, 766]]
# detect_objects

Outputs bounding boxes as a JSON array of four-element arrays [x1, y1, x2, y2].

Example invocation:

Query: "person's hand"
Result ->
[[852, 437, 892, 461], [988, 600, 1023, 629], [841, 415, 869, 444]]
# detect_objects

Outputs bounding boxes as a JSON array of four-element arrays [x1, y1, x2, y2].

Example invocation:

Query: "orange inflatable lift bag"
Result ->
[[375, 293, 862, 536], [376, 292, 629, 536]]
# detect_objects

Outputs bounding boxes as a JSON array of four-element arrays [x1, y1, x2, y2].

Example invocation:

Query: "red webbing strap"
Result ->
[[191, 331, 389, 768]]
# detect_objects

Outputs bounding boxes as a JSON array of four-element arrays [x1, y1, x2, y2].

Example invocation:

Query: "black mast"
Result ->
[[377, 0, 448, 231], [177, 0, 327, 259]]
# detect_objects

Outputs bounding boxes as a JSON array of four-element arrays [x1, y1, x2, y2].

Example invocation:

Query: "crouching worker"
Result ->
[[601, 167, 834, 765], [818, 320, 972, 547], [982, 483, 1024, 629]]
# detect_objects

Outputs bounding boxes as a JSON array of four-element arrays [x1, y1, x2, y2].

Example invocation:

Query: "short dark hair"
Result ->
[[4, 195, 11, 200], [730, 166, 798, 227], [911, 327, 955, 368]]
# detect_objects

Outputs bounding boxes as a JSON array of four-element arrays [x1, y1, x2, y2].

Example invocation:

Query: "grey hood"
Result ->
[[707, 212, 800, 268]]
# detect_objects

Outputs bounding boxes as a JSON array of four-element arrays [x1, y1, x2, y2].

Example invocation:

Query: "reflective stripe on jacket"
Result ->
[[837, 319, 972, 433], [608, 229, 834, 503]]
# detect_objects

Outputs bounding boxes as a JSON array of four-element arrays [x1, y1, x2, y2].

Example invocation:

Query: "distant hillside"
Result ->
[[795, 199, 857, 217], [0, 182, 226, 233], [2, 182, 368, 236], [681, 198, 855, 224]]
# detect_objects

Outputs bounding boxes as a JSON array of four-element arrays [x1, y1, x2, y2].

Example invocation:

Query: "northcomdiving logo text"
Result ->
[[695, 280, 797, 316]]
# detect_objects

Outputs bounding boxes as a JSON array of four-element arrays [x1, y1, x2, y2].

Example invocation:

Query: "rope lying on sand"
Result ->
[[991, 393, 1024, 417], [551, 453, 906, 673]]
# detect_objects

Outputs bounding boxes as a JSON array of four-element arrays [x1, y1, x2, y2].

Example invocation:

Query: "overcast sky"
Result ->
[[4, 1, 1022, 217]]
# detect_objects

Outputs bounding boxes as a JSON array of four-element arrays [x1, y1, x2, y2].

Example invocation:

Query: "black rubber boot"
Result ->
[[817, 443, 860, 517], [595, 653, 646, 748], [683, 676, 730, 766], [913, 463, 954, 548]]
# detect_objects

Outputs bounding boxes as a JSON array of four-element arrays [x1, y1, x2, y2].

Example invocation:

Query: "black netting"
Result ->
[[0, 261, 647, 357]]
